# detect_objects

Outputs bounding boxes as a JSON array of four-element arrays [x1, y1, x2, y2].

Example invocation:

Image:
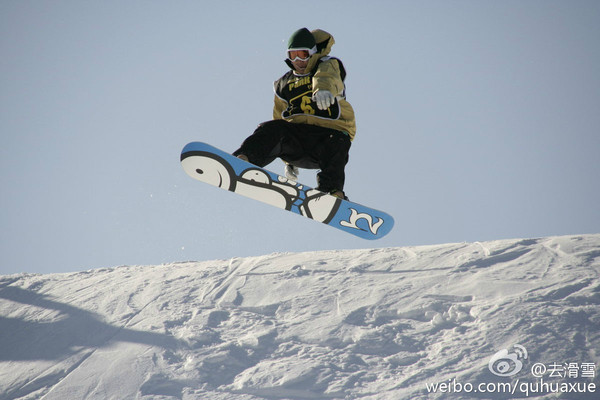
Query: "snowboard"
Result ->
[[180, 142, 394, 240]]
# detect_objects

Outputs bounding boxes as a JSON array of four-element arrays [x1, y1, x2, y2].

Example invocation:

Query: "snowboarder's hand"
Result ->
[[312, 90, 335, 110], [285, 164, 299, 181]]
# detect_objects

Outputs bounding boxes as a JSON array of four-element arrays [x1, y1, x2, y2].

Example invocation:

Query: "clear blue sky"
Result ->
[[2, 0, 599, 274]]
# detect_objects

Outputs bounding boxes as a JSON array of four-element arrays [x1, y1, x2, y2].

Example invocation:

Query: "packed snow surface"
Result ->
[[1, 235, 599, 400]]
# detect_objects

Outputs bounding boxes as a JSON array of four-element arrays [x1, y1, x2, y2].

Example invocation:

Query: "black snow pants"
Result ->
[[233, 119, 351, 192]]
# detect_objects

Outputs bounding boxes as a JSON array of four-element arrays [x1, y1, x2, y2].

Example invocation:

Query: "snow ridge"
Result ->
[[1, 235, 599, 399]]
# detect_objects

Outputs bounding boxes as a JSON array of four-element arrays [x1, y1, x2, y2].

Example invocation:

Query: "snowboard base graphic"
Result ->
[[181, 142, 394, 240]]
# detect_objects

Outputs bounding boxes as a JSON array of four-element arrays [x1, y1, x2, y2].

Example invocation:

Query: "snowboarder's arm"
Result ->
[[273, 94, 286, 120], [272, 80, 287, 120], [312, 59, 344, 97]]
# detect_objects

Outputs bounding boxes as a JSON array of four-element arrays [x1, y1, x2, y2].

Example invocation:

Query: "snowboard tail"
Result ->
[[181, 142, 394, 240]]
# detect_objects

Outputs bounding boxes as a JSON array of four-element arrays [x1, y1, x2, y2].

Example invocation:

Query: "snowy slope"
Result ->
[[1, 235, 599, 400]]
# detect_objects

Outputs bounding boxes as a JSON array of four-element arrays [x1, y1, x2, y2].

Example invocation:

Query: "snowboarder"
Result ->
[[234, 27, 356, 199]]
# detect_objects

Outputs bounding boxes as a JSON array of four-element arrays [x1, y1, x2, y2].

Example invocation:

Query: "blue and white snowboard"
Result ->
[[181, 142, 394, 240]]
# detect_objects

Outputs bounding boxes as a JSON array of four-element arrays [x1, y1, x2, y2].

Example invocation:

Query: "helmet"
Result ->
[[287, 28, 316, 60]]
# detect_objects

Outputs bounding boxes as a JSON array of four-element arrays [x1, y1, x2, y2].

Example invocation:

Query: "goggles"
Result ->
[[288, 49, 311, 61]]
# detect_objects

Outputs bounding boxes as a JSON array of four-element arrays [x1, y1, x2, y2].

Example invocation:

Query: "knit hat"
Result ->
[[287, 28, 316, 53]]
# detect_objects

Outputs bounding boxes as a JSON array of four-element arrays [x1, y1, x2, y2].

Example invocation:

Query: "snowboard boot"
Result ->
[[329, 190, 348, 200]]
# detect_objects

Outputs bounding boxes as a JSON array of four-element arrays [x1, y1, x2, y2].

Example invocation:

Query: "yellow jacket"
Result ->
[[273, 29, 356, 140]]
